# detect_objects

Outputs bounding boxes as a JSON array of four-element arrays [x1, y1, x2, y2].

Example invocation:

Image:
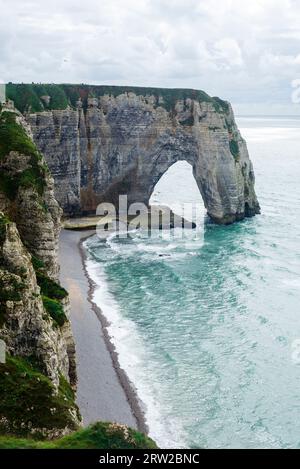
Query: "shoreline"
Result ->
[[59, 229, 148, 435], [78, 234, 149, 435]]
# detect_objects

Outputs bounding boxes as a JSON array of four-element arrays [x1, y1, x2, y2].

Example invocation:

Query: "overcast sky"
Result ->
[[1, 0, 300, 114]]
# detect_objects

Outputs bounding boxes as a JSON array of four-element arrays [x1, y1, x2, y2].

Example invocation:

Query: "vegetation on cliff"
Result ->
[[6, 82, 230, 114], [32, 255, 68, 327], [0, 110, 39, 159], [0, 110, 47, 199], [0, 353, 156, 448], [229, 139, 240, 160], [0, 356, 80, 438], [32, 256, 67, 300], [0, 422, 157, 449], [6, 84, 68, 113], [42, 296, 67, 327]]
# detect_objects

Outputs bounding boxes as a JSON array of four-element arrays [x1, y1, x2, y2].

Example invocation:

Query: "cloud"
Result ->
[[1, 0, 300, 112], [214, 38, 244, 68], [261, 53, 300, 69]]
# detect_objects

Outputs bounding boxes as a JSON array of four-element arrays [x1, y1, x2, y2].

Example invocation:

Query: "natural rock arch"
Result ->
[[26, 87, 260, 224], [149, 160, 204, 209]]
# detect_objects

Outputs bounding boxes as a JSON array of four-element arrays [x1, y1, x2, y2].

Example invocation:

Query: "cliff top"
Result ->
[[6, 83, 230, 114]]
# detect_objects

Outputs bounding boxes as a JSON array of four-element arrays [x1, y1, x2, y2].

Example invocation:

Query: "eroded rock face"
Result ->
[[0, 221, 73, 387], [0, 110, 77, 389], [0, 108, 80, 437], [0, 114, 61, 279], [27, 90, 260, 224]]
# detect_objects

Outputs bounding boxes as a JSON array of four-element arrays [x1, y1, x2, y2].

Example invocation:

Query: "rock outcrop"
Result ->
[[0, 107, 79, 437], [16, 85, 260, 224], [0, 218, 71, 386], [0, 112, 61, 278]]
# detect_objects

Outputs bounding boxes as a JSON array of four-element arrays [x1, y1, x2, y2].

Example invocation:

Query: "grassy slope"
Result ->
[[0, 356, 80, 437], [0, 422, 157, 449]]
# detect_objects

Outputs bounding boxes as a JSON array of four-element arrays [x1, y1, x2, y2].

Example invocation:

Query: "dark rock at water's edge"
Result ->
[[7, 84, 260, 225]]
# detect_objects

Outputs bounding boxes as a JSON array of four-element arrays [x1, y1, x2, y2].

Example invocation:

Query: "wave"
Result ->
[[84, 243, 187, 448]]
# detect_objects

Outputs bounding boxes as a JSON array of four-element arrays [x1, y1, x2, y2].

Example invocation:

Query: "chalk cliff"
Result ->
[[0, 103, 157, 448], [0, 107, 79, 437], [7, 84, 260, 224]]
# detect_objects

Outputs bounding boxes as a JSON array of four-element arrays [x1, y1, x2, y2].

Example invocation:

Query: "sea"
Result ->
[[84, 116, 300, 449]]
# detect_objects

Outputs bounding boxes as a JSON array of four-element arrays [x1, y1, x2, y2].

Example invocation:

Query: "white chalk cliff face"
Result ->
[[0, 107, 80, 437], [0, 109, 77, 391], [26, 89, 260, 225]]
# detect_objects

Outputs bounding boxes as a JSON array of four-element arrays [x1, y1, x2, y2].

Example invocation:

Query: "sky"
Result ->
[[1, 0, 300, 114]]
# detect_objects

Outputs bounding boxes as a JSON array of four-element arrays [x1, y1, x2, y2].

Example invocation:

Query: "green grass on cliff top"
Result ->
[[0, 110, 47, 199], [0, 110, 39, 160], [0, 422, 157, 449], [6, 83, 230, 113]]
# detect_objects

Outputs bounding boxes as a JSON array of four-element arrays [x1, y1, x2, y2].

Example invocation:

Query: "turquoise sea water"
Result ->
[[85, 117, 300, 449]]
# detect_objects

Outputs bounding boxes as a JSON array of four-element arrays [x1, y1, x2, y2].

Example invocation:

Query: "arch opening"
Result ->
[[149, 161, 206, 225]]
